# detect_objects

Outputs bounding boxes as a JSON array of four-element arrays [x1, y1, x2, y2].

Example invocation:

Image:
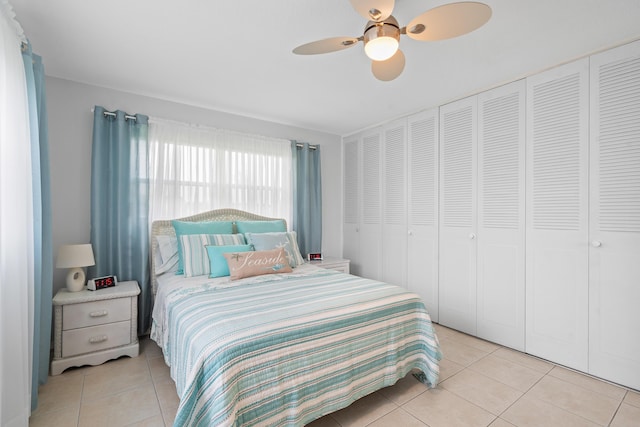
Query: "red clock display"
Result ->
[[88, 275, 118, 291], [95, 276, 115, 288]]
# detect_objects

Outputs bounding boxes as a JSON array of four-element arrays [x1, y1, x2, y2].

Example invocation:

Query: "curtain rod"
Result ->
[[93, 109, 315, 146], [90, 107, 137, 121], [103, 110, 138, 121]]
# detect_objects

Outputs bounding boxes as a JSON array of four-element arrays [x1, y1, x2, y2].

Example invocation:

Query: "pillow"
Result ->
[[156, 235, 178, 264], [224, 247, 292, 280], [180, 233, 246, 277], [245, 231, 305, 268], [235, 220, 286, 235], [205, 244, 252, 278], [153, 235, 179, 275], [172, 220, 234, 274]]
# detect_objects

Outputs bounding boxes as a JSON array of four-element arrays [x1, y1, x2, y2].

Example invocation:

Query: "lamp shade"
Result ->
[[56, 244, 95, 268], [56, 244, 95, 292]]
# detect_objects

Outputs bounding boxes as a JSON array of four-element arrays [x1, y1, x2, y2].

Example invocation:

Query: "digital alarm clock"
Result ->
[[87, 275, 118, 291], [307, 253, 323, 261]]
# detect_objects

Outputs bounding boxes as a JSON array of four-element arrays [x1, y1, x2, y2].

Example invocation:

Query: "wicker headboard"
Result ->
[[150, 208, 286, 297]]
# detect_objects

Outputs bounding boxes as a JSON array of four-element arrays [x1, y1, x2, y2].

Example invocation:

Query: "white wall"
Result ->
[[46, 77, 342, 295]]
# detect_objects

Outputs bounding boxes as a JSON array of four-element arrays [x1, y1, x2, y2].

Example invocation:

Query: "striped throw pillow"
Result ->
[[180, 233, 246, 277]]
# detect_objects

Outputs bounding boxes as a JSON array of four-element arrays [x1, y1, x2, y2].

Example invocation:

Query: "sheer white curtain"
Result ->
[[148, 118, 292, 225], [0, 2, 35, 425]]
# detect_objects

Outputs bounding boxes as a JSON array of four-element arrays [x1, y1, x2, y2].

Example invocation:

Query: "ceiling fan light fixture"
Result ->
[[363, 17, 400, 61], [365, 36, 399, 61], [292, 1, 492, 81]]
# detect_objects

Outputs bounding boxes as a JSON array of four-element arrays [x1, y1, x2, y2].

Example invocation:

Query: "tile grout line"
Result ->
[[439, 334, 547, 425], [146, 349, 170, 427], [522, 369, 621, 426], [491, 367, 549, 425], [606, 390, 627, 427], [432, 344, 504, 425], [428, 333, 506, 424], [542, 365, 631, 424], [76, 372, 86, 427]]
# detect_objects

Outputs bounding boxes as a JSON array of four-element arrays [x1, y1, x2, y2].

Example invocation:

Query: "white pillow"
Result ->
[[154, 235, 179, 275]]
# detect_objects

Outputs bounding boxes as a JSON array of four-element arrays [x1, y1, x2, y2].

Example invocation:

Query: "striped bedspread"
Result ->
[[152, 265, 441, 426]]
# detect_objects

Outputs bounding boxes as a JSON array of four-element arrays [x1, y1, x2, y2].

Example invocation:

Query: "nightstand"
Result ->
[[310, 257, 350, 274], [51, 280, 140, 375]]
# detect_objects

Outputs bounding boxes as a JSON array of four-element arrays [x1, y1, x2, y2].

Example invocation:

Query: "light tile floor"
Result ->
[[30, 324, 640, 427]]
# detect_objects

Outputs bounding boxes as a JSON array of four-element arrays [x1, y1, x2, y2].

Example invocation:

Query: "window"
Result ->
[[148, 119, 292, 225]]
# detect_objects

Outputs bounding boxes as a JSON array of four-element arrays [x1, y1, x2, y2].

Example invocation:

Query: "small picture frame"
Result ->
[[307, 253, 323, 261]]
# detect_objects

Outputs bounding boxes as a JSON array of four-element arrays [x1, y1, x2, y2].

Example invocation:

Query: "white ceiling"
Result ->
[[11, 0, 640, 135]]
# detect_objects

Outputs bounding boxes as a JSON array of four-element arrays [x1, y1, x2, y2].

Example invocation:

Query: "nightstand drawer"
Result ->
[[325, 265, 349, 273], [62, 320, 131, 357], [310, 258, 350, 274], [63, 298, 131, 330]]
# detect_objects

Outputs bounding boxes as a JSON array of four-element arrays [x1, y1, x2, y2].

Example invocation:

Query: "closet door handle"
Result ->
[[592, 240, 602, 248], [469, 233, 476, 240]]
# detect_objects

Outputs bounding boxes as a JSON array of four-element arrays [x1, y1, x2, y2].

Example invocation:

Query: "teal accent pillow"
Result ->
[[245, 231, 305, 268], [235, 220, 286, 235], [205, 244, 253, 278], [172, 220, 234, 274]]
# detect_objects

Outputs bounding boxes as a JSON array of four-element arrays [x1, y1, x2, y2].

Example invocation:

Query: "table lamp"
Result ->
[[56, 244, 96, 292]]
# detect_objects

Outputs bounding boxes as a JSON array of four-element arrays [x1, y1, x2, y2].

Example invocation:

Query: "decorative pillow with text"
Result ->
[[223, 247, 292, 280]]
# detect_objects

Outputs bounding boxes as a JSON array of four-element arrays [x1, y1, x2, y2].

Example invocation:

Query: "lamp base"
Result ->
[[66, 267, 86, 292]]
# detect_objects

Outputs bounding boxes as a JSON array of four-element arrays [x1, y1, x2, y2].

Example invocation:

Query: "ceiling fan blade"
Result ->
[[292, 37, 360, 55], [405, 2, 491, 42], [371, 49, 405, 81], [349, 0, 394, 22]]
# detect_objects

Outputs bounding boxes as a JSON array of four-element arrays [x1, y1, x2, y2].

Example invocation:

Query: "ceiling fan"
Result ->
[[292, 0, 492, 81]]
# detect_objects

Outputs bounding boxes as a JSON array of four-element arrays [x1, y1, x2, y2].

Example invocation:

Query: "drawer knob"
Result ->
[[89, 310, 108, 318], [89, 335, 108, 344]]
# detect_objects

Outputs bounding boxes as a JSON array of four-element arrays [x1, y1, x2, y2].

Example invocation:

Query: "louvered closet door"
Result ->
[[407, 110, 439, 321], [439, 97, 478, 335], [526, 59, 589, 371], [382, 119, 407, 288], [343, 136, 361, 275], [359, 128, 383, 280], [589, 40, 640, 390], [477, 81, 525, 351]]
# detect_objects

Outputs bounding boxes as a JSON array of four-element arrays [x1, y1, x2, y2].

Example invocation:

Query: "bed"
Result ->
[[149, 209, 441, 426]]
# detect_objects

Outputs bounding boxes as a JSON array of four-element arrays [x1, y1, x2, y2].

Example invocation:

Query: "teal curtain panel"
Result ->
[[90, 107, 151, 334], [22, 42, 53, 412], [291, 141, 322, 257]]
